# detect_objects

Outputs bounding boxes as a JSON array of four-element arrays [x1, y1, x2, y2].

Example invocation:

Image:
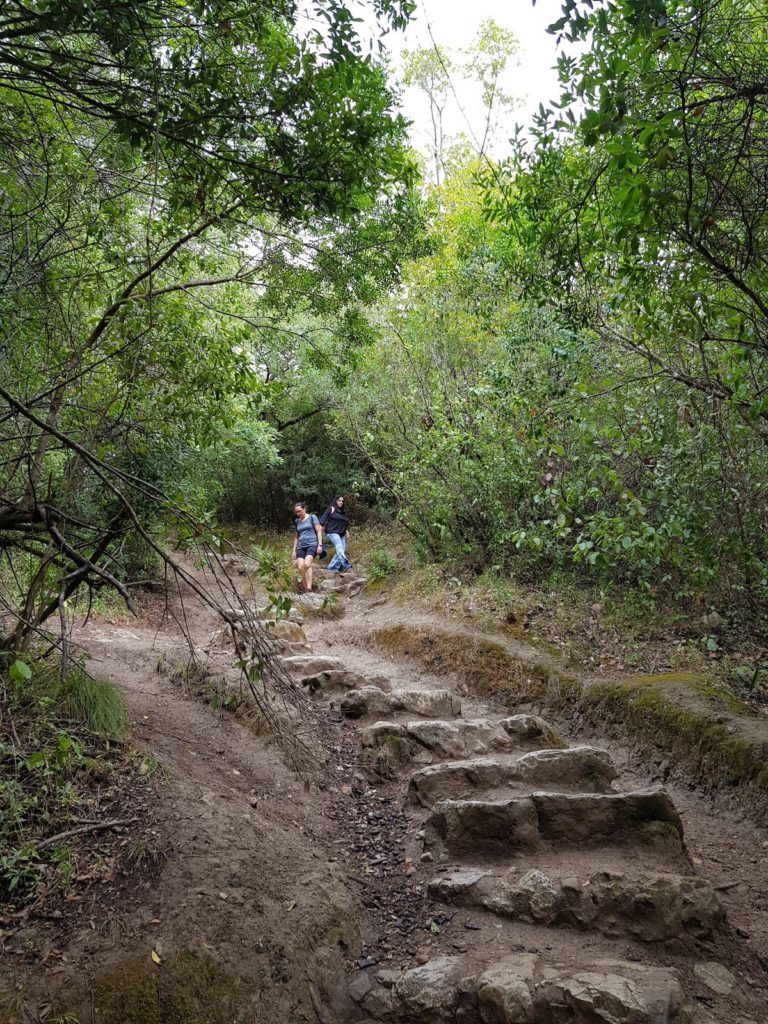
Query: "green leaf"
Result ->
[[10, 660, 32, 685]]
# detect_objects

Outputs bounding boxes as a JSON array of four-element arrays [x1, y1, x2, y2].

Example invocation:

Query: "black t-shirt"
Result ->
[[320, 505, 349, 535]]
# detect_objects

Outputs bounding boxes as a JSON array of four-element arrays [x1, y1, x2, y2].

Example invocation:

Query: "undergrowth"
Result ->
[[0, 655, 133, 904], [389, 557, 768, 708]]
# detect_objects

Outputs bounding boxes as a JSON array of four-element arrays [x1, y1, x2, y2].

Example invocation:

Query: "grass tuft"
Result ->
[[62, 670, 129, 740]]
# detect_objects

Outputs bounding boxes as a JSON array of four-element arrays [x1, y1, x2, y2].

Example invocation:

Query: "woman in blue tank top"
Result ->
[[291, 501, 324, 592]]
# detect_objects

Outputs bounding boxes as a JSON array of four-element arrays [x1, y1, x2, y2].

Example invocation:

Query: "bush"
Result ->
[[367, 547, 399, 584]]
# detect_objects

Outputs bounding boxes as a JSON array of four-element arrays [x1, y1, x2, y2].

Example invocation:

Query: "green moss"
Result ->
[[380, 733, 407, 758], [631, 672, 705, 687], [631, 671, 752, 715]]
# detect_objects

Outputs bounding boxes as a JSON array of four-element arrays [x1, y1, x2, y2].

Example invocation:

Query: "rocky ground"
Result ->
[[1, 562, 767, 1023]]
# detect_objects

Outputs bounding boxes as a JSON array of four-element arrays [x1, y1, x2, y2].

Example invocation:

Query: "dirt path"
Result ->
[[3, 568, 767, 1024], [293, 572, 768, 1022]]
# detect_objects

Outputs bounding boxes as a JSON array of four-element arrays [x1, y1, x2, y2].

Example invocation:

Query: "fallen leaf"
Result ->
[[151, 950, 161, 965], [285, 900, 296, 912]]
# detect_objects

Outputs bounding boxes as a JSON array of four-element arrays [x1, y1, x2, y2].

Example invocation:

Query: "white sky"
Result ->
[[382, 0, 565, 159]]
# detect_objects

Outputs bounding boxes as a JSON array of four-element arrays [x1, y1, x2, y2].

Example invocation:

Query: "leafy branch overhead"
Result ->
[[489, 0, 768, 427], [0, 0, 416, 217], [0, 0, 421, 654]]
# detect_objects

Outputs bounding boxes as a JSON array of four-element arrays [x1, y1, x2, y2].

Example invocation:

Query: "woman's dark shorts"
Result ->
[[296, 544, 318, 561]]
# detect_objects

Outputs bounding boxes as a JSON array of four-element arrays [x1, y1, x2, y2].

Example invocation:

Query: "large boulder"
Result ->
[[341, 687, 460, 720], [293, 591, 345, 617], [390, 688, 461, 718], [428, 868, 722, 942], [264, 619, 307, 644], [535, 962, 687, 1023], [340, 686, 392, 719], [405, 719, 501, 759], [403, 716, 563, 762], [300, 668, 367, 694], [280, 655, 346, 676], [531, 789, 685, 852], [424, 797, 540, 857], [515, 746, 615, 789], [499, 715, 565, 749]]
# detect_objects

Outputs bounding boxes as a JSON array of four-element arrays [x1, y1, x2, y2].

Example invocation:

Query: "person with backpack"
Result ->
[[291, 501, 324, 592], [320, 495, 352, 573]]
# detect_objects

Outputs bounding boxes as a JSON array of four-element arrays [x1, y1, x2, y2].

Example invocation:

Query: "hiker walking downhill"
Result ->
[[320, 495, 352, 573], [292, 501, 324, 592]]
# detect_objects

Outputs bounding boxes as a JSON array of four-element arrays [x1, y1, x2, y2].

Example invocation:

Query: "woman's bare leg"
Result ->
[[296, 557, 307, 590], [304, 554, 314, 592]]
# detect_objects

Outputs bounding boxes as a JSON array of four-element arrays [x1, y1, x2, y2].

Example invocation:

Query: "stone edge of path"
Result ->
[[363, 620, 768, 825]]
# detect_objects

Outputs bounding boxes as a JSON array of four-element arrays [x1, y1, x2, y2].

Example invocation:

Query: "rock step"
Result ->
[[318, 575, 366, 598], [300, 668, 367, 693], [280, 654, 347, 675], [363, 953, 689, 1023], [362, 714, 565, 763], [427, 866, 723, 942], [341, 686, 461, 720], [291, 591, 346, 616], [407, 747, 617, 808], [423, 788, 686, 859]]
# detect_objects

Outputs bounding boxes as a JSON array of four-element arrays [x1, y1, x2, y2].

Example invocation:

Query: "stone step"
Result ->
[[280, 654, 347, 676], [362, 714, 565, 763], [341, 686, 461, 720], [427, 866, 723, 942], [291, 591, 345, 616], [300, 668, 368, 694], [318, 575, 367, 598], [422, 788, 685, 859], [372, 953, 689, 1023], [254, 604, 304, 624], [263, 619, 308, 644], [407, 747, 617, 807]]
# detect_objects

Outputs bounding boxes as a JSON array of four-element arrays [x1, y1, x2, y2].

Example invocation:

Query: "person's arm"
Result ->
[[314, 517, 324, 547], [291, 525, 298, 559], [319, 505, 330, 528]]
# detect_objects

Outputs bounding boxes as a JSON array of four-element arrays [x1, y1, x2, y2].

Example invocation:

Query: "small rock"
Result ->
[[376, 969, 400, 989], [348, 971, 372, 1003], [694, 962, 737, 996]]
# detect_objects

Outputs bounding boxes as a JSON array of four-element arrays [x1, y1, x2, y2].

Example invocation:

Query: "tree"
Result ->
[[489, 0, 768, 430], [402, 19, 519, 183], [0, 0, 419, 657]]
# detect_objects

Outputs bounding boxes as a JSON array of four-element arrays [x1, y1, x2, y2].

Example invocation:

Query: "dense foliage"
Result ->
[[340, 1, 768, 623], [0, 0, 419, 649]]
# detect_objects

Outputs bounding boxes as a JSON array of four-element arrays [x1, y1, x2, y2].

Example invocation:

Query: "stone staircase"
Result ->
[[264, 575, 762, 1024]]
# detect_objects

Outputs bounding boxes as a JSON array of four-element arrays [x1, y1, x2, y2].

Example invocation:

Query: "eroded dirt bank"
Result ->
[[2, 569, 767, 1023]]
